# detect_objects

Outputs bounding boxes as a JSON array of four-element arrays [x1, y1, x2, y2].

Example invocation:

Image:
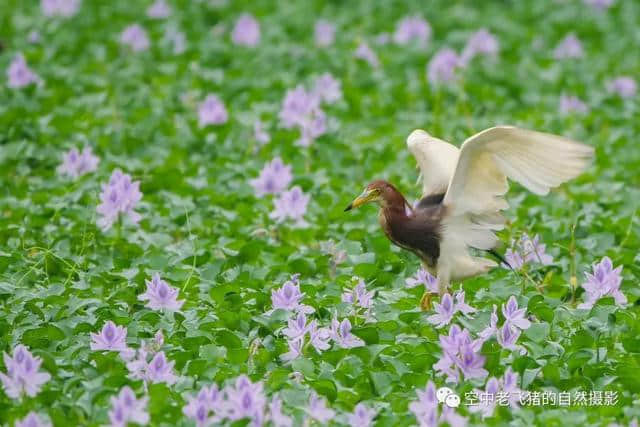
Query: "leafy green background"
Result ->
[[1, 0, 639, 425]]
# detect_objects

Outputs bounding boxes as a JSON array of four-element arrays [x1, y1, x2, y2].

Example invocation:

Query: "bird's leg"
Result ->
[[420, 292, 433, 311]]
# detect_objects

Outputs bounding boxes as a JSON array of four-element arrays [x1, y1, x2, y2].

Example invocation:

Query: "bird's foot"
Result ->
[[420, 292, 436, 311]]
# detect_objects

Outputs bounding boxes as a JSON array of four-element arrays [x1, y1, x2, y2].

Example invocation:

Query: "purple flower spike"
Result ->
[[96, 169, 142, 231], [521, 234, 553, 264], [469, 377, 499, 418], [456, 343, 488, 380], [0, 344, 51, 399], [15, 412, 50, 427], [250, 157, 292, 197], [409, 381, 438, 423], [308, 320, 332, 353], [306, 391, 335, 424], [313, 73, 342, 104], [584, 0, 614, 10], [478, 305, 498, 341], [270, 186, 310, 226], [282, 312, 308, 339], [502, 296, 531, 330], [270, 275, 314, 314], [269, 395, 293, 427], [393, 16, 431, 45], [224, 375, 266, 425], [331, 318, 364, 349], [183, 384, 224, 426], [147, 0, 170, 19], [139, 273, 185, 311], [460, 29, 499, 65], [314, 20, 335, 47], [146, 351, 177, 385], [427, 293, 456, 328], [579, 256, 626, 309], [501, 367, 522, 408], [7, 53, 41, 89], [108, 386, 149, 427], [198, 94, 228, 127], [58, 146, 99, 179], [607, 76, 637, 98], [427, 48, 461, 85], [232, 13, 260, 47], [559, 94, 589, 114], [90, 321, 128, 352], [406, 268, 439, 293], [120, 24, 150, 51], [355, 42, 379, 68], [347, 403, 377, 427], [435, 325, 486, 384], [41, 0, 80, 17], [454, 290, 476, 315], [280, 337, 304, 362], [497, 323, 521, 350], [554, 33, 584, 59]]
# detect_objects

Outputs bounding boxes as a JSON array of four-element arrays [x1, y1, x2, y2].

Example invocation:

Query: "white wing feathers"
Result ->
[[406, 129, 460, 197]]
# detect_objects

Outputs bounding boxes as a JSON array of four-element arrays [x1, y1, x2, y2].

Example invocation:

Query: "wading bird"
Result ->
[[345, 126, 593, 296]]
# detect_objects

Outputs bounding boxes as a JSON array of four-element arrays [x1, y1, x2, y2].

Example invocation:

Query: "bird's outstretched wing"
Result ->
[[407, 129, 460, 197], [442, 125, 594, 251]]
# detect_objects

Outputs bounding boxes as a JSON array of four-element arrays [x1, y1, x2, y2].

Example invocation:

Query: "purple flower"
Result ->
[[57, 146, 99, 179], [496, 323, 521, 350], [584, 0, 614, 10], [147, 0, 170, 19], [503, 247, 524, 270], [15, 412, 50, 427], [224, 375, 266, 425], [108, 386, 149, 427], [469, 377, 499, 418], [342, 277, 374, 311], [434, 325, 486, 383], [6, 53, 40, 89], [270, 275, 314, 314], [500, 367, 522, 408], [278, 85, 326, 146], [454, 291, 476, 315], [554, 33, 584, 59], [90, 321, 128, 352], [268, 396, 292, 427], [270, 186, 310, 225], [460, 29, 499, 65], [198, 94, 228, 127], [282, 312, 308, 339], [374, 33, 390, 45], [347, 403, 377, 427], [28, 30, 41, 44], [521, 234, 553, 265], [231, 13, 260, 47], [306, 392, 335, 424], [308, 320, 332, 353], [478, 305, 498, 341], [427, 48, 461, 85], [164, 27, 186, 54], [409, 381, 438, 424], [96, 169, 142, 231], [0, 345, 51, 399], [146, 351, 177, 384], [331, 318, 364, 348], [41, 0, 80, 17], [406, 268, 439, 293], [183, 385, 224, 425], [280, 337, 304, 362], [313, 73, 342, 104], [393, 16, 431, 45], [250, 157, 292, 197], [320, 240, 347, 265], [253, 120, 271, 146], [607, 76, 637, 98], [579, 256, 626, 309], [355, 42, 379, 68], [440, 405, 467, 427], [502, 296, 531, 330], [560, 94, 589, 115], [427, 293, 455, 328], [314, 20, 336, 47], [120, 24, 150, 51], [138, 273, 185, 311]]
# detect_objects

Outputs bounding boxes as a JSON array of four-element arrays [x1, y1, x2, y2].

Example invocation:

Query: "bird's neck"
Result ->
[[380, 188, 411, 218]]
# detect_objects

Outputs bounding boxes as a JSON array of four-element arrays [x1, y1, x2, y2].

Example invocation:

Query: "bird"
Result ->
[[344, 125, 594, 296]]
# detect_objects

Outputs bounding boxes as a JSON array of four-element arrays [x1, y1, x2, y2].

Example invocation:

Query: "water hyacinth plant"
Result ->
[[1, 1, 638, 426]]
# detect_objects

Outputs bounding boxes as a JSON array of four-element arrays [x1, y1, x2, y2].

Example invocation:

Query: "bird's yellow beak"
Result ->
[[345, 188, 378, 211]]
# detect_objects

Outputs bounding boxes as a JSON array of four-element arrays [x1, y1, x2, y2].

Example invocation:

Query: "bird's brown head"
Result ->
[[345, 180, 400, 211]]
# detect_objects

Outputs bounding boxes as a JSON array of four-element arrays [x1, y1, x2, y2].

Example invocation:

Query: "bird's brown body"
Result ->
[[371, 181, 446, 271]]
